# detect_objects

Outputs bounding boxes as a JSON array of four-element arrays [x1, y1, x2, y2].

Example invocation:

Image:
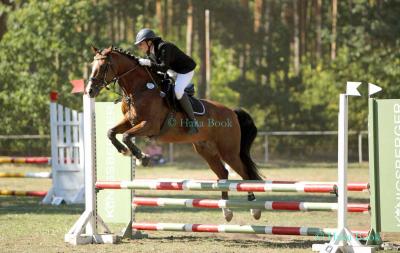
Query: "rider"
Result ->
[[135, 28, 198, 135]]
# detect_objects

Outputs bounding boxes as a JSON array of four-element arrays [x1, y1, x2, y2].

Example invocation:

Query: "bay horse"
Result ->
[[85, 46, 263, 221]]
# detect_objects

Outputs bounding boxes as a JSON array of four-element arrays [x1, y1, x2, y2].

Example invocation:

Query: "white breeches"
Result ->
[[174, 70, 194, 100]]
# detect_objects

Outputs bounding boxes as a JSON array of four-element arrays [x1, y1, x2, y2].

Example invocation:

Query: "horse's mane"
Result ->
[[110, 47, 162, 81], [110, 47, 139, 63]]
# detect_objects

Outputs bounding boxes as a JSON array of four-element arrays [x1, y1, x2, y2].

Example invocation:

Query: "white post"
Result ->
[[337, 94, 348, 232], [358, 133, 363, 163], [83, 95, 96, 235]]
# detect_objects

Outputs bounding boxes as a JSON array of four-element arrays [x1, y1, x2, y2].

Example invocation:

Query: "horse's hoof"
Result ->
[[141, 155, 151, 167], [121, 149, 132, 156], [222, 208, 233, 222], [251, 209, 262, 220]]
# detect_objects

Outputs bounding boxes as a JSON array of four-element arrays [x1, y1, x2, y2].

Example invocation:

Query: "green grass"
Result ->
[[0, 162, 399, 253]]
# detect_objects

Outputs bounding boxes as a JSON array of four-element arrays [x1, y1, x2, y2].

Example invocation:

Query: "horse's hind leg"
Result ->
[[193, 141, 233, 222], [218, 149, 262, 220]]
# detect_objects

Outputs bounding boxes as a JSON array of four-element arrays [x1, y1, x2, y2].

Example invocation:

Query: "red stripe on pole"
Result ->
[[95, 182, 121, 189], [156, 182, 183, 190], [272, 201, 301, 211], [25, 157, 50, 164], [303, 184, 335, 193], [272, 226, 301, 235], [236, 183, 265, 192], [266, 179, 369, 191], [192, 224, 219, 232], [192, 199, 220, 208], [133, 197, 159, 206], [347, 203, 370, 212], [26, 191, 47, 197], [132, 223, 158, 231], [347, 182, 369, 191]]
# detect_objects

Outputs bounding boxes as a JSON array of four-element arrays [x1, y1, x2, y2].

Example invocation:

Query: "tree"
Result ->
[[186, 0, 193, 55], [315, 0, 322, 60], [331, 0, 337, 60], [0, 0, 107, 134]]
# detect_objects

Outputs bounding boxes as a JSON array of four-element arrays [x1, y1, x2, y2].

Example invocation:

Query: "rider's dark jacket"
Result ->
[[147, 38, 196, 74]]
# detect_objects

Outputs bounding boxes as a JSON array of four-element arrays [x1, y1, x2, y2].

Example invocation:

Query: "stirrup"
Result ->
[[187, 119, 199, 135]]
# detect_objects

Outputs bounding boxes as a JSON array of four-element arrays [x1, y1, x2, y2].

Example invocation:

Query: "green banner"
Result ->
[[369, 99, 400, 233], [96, 102, 132, 224]]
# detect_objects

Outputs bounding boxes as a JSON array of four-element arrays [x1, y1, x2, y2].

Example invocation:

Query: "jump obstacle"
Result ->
[[132, 196, 370, 213], [131, 222, 369, 238], [0, 172, 51, 178], [66, 83, 398, 253], [0, 189, 47, 197], [95, 178, 368, 193], [95, 179, 337, 193], [0, 156, 51, 164], [0, 156, 76, 165], [0, 92, 84, 204], [0, 157, 51, 180]]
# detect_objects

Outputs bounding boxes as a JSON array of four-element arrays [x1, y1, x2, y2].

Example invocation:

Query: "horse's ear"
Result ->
[[91, 45, 99, 54], [103, 46, 112, 55]]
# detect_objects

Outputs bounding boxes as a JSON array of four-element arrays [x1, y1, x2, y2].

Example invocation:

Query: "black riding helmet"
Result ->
[[135, 28, 160, 45]]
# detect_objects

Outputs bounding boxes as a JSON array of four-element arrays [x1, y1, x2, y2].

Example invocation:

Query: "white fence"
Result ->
[[42, 98, 84, 204]]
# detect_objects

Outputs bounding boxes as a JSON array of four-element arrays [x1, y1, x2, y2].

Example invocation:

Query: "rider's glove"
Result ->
[[138, 58, 152, 67]]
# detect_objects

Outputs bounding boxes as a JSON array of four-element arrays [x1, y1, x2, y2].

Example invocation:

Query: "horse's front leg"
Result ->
[[107, 117, 132, 155], [122, 120, 153, 167]]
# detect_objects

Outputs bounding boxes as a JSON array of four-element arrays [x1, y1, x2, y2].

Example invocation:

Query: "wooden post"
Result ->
[[205, 9, 211, 99], [264, 134, 269, 163], [186, 0, 193, 55]]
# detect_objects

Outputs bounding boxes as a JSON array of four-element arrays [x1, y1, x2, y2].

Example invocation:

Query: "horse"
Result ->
[[85, 46, 263, 222]]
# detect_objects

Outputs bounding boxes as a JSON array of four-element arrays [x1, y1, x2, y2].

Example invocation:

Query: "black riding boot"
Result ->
[[178, 93, 199, 134]]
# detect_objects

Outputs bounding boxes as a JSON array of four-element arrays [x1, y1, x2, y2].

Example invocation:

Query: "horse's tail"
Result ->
[[234, 108, 263, 180]]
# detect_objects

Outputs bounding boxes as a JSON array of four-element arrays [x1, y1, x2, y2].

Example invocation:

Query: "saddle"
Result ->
[[157, 73, 206, 116]]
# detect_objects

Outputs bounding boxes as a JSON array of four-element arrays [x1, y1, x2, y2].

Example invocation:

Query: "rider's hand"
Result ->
[[138, 58, 152, 67]]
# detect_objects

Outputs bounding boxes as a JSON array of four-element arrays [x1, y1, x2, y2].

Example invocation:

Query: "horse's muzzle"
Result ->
[[86, 81, 99, 98]]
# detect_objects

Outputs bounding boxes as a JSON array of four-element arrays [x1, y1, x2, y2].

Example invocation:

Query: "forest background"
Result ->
[[0, 0, 398, 159]]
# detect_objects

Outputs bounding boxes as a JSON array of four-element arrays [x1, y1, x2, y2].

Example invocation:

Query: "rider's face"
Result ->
[[138, 41, 150, 53]]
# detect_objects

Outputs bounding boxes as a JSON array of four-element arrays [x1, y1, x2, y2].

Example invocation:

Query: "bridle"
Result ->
[[90, 50, 160, 104], [90, 53, 141, 92], [90, 50, 161, 124]]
